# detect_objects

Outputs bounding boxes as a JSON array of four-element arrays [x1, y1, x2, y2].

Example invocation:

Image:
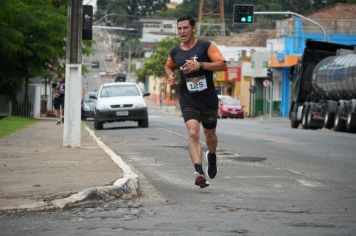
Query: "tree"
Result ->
[[0, 0, 67, 98], [118, 37, 143, 60], [136, 37, 179, 82]]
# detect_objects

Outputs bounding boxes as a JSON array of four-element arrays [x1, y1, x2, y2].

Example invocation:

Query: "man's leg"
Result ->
[[185, 119, 209, 188], [54, 99, 61, 125], [56, 109, 61, 125], [186, 119, 202, 165], [202, 109, 218, 179], [61, 97, 64, 123], [204, 128, 217, 154], [204, 128, 218, 179]]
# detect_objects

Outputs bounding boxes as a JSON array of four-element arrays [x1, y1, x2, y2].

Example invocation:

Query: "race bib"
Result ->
[[186, 75, 208, 93]]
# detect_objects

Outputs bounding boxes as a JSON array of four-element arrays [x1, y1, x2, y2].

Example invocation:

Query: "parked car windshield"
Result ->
[[100, 85, 140, 98], [222, 97, 241, 106], [83, 91, 97, 102]]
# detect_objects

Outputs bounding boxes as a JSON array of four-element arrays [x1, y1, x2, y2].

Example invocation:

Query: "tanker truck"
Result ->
[[289, 39, 356, 132]]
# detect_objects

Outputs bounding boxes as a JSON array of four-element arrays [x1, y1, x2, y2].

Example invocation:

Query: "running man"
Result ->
[[164, 16, 227, 188]]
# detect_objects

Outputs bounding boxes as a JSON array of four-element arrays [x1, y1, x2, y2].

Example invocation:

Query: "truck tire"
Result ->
[[307, 108, 317, 129], [346, 99, 356, 132], [290, 102, 299, 128], [291, 115, 299, 128], [334, 101, 346, 132], [302, 103, 310, 129], [306, 102, 321, 129], [324, 100, 337, 129]]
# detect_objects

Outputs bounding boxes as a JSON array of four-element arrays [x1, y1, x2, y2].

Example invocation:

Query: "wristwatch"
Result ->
[[199, 62, 204, 70]]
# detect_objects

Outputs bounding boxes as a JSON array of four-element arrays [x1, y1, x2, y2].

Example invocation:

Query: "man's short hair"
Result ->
[[177, 16, 195, 27]]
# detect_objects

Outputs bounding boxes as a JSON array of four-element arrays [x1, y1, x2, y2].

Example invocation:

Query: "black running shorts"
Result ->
[[53, 95, 64, 110], [182, 107, 218, 129]]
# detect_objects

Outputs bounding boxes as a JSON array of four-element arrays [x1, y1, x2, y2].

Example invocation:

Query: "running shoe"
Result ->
[[194, 172, 209, 188], [205, 151, 217, 179], [56, 120, 61, 125]]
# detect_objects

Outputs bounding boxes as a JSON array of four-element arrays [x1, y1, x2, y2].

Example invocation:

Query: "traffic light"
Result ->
[[267, 68, 273, 81], [82, 5, 93, 40], [233, 4, 254, 23]]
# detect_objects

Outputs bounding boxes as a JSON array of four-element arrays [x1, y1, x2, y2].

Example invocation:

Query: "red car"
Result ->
[[218, 95, 245, 119]]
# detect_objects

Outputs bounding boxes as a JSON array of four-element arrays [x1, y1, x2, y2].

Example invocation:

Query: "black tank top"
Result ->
[[169, 39, 218, 110]]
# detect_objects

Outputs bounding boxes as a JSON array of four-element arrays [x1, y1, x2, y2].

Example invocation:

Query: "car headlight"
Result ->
[[96, 103, 110, 110], [134, 101, 147, 108], [83, 104, 90, 111]]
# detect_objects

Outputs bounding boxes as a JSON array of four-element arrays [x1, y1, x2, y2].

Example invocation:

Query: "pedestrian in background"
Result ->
[[52, 76, 65, 125], [159, 90, 165, 109], [164, 16, 227, 188]]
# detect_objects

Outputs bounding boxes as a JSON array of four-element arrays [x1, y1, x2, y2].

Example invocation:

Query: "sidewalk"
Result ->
[[0, 119, 138, 213]]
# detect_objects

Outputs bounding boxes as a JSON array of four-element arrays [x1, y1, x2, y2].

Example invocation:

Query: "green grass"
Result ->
[[0, 116, 36, 139]]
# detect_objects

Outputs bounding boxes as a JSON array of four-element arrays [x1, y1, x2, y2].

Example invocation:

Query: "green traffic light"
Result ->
[[241, 17, 246, 22], [247, 16, 252, 22]]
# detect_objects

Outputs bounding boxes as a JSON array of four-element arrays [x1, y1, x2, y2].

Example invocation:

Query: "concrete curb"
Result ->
[[49, 126, 139, 209], [1, 125, 139, 213]]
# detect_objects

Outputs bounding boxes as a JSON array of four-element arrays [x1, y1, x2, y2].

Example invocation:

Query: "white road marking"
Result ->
[[157, 127, 186, 139], [287, 169, 304, 175], [296, 179, 324, 187]]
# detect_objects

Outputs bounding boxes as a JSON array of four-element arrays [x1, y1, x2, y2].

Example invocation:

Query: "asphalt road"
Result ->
[[1, 106, 355, 236], [2, 29, 355, 235]]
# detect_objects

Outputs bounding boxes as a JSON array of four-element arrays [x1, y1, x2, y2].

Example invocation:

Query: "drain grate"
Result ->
[[159, 145, 188, 150], [236, 156, 266, 162]]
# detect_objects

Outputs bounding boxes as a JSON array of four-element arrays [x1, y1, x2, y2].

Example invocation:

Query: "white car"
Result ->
[[105, 54, 113, 61], [93, 82, 150, 129]]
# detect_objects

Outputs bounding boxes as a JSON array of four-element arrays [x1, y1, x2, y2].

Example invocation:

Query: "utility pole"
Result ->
[[198, 0, 225, 36], [63, 0, 82, 147], [268, 43, 273, 118]]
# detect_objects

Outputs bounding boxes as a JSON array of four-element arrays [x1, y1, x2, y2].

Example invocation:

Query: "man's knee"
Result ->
[[188, 127, 200, 142]]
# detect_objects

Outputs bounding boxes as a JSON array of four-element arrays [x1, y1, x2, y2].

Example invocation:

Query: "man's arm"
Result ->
[[199, 60, 226, 72], [165, 65, 175, 77], [204, 42, 227, 71], [165, 56, 176, 85]]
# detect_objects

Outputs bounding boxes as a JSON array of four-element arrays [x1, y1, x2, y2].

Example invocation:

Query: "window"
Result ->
[[100, 85, 140, 98], [163, 24, 173, 29]]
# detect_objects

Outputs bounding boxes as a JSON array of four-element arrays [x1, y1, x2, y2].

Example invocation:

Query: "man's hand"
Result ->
[[167, 73, 176, 86], [183, 59, 200, 74]]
